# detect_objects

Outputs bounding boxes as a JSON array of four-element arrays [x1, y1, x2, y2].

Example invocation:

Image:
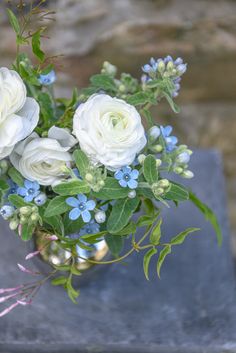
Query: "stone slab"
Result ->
[[0, 150, 235, 353]]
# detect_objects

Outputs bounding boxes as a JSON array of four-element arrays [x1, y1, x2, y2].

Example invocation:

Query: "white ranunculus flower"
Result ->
[[10, 126, 77, 186], [0, 67, 40, 159], [73, 94, 147, 170]]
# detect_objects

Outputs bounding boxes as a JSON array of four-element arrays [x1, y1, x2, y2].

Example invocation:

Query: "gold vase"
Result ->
[[35, 229, 109, 271]]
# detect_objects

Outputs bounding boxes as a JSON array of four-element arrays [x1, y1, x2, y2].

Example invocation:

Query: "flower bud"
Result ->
[[158, 179, 169, 188], [9, 219, 19, 230], [19, 206, 32, 216], [167, 61, 174, 71], [118, 84, 126, 93], [157, 60, 165, 73], [128, 190, 136, 199], [85, 173, 94, 182], [0, 205, 15, 220], [153, 187, 164, 196], [148, 126, 160, 142], [98, 180, 105, 187], [152, 144, 163, 153], [156, 159, 162, 167], [95, 211, 106, 224], [0, 160, 9, 174], [174, 167, 183, 174], [34, 193, 47, 206], [137, 154, 146, 165], [31, 213, 40, 222], [176, 151, 190, 164], [182, 170, 194, 179], [20, 215, 27, 224]]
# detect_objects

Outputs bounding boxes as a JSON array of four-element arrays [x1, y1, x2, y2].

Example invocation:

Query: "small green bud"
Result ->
[[31, 213, 40, 222], [85, 173, 94, 182], [9, 220, 19, 230], [174, 167, 183, 174], [19, 206, 32, 216], [98, 180, 105, 187], [137, 154, 146, 165], [128, 190, 136, 199], [153, 187, 164, 196], [158, 60, 165, 73], [20, 215, 27, 224], [158, 179, 169, 188], [118, 84, 126, 92], [182, 170, 194, 179], [152, 145, 163, 153], [156, 159, 162, 167], [167, 61, 174, 71]]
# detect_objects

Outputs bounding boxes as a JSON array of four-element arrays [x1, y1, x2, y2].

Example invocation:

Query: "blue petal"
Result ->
[[86, 200, 96, 211], [119, 179, 128, 188], [164, 126, 173, 136], [81, 210, 91, 223], [127, 179, 138, 189], [114, 170, 123, 180], [17, 187, 27, 196], [123, 166, 131, 174], [32, 181, 40, 190], [66, 197, 79, 207], [24, 194, 34, 202], [131, 169, 139, 179], [77, 194, 87, 203], [169, 136, 178, 145], [69, 208, 81, 220], [24, 180, 34, 189]]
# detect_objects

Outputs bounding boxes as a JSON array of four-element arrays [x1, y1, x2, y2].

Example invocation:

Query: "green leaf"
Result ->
[[66, 278, 80, 304], [6, 9, 20, 34], [113, 222, 137, 236], [73, 149, 89, 178], [45, 196, 70, 217], [189, 192, 222, 246], [170, 227, 200, 245], [80, 231, 107, 244], [51, 276, 67, 286], [8, 167, 24, 186], [44, 215, 64, 236], [90, 74, 116, 91], [105, 234, 124, 257], [53, 180, 90, 196], [143, 155, 158, 185], [150, 218, 162, 245], [107, 197, 140, 234], [162, 91, 180, 113], [8, 194, 30, 208], [21, 223, 35, 241], [63, 213, 84, 235], [127, 92, 150, 106], [143, 248, 157, 280], [32, 30, 45, 63], [157, 245, 172, 278], [142, 108, 154, 129], [137, 214, 157, 227], [38, 92, 54, 120], [92, 177, 129, 200], [164, 182, 189, 201], [0, 179, 9, 192]]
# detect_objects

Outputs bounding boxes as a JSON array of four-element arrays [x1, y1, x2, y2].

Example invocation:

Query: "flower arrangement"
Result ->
[[0, 1, 222, 316]]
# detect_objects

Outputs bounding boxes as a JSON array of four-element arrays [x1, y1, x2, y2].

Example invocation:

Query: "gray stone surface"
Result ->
[[0, 150, 235, 353]]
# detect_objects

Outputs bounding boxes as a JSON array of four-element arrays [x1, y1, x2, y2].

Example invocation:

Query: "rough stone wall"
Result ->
[[0, 0, 236, 252]]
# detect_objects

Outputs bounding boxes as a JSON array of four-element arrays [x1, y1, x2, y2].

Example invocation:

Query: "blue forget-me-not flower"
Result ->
[[17, 180, 40, 202], [115, 166, 139, 189], [66, 194, 96, 223], [79, 220, 100, 236], [160, 125, 178, 152], [38, 70, 56, 86]]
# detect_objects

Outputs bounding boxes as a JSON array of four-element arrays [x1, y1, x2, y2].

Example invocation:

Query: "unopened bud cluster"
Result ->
[[173, 145, 194, 179], [152, 179, 170, 197], [85, 167, 107, 193]]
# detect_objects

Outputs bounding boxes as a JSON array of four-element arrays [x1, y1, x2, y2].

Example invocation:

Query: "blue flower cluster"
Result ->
[[142, 56, 187, 97]]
